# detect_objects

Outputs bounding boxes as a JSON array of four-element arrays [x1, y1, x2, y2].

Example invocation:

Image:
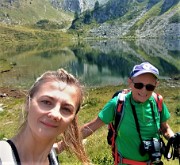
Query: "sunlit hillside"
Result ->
[[0, 0, 73, 26]]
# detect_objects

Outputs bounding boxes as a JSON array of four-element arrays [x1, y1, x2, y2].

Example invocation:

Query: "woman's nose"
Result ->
[[48, 106, 61, 121]]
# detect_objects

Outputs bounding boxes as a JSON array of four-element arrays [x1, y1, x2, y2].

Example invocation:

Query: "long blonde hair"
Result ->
[[21, 68, 89, 164]]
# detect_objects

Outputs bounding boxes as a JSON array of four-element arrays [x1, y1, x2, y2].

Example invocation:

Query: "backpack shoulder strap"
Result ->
[[152, 92, 163, 112], [107, 90, 127, 141], [113, 90, 127, 127], [0, 140, 17, 164], [113, 89, 130, 129], [109, 90, 129, 165], [49, 147, 59, 165]]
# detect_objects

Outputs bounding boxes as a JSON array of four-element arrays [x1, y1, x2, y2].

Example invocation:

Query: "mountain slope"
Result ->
[[50, 0, 109, 13], [0, 0, 179, 39], [70, 0, 180, 38], [134, 1, 179, 38], [0, 0, 73, 27]]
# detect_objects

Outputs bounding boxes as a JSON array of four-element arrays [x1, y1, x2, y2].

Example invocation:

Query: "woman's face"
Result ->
[[128, 73, 158, 103], [27, 81, 80, 140]]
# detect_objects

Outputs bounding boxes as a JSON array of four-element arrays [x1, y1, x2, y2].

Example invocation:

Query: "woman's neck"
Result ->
[[11, 130, 54, 164]]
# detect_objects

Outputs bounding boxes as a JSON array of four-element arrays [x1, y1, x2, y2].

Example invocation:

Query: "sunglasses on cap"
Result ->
[[132, 81, 156, 91]]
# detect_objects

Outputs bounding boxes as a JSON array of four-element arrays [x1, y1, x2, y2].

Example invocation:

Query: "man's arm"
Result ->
[[160, 121, 174, 140], [81, 116, 105, 138], [55, 116, 105, 154]]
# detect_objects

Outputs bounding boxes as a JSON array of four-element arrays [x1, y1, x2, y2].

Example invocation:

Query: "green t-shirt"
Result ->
[[98, 92, 170, 163]]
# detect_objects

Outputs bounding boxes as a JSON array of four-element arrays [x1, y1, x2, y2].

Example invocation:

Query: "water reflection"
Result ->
[[0, 39, 179, 88]]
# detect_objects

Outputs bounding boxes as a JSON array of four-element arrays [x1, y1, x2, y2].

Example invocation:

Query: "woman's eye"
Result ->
[[61, 107, 73, 115], [41, 100, 52, 105]]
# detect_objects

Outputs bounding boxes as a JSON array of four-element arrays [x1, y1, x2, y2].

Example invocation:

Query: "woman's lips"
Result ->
[[41, 121, 58, 128]]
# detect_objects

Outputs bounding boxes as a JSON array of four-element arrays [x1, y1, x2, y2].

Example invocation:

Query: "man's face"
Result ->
[[128, 73, 158, 103]]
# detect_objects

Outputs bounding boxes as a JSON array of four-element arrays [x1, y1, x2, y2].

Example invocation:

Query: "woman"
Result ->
[[0, 68, 89, 164]]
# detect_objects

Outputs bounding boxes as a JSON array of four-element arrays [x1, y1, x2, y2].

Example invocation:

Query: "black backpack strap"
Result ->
[[6, 140, 59, 165], [130, 101, 143, 143], [48, 148, 59, 165], [112, 90, 122, 98], [7, 140, 21, 165]]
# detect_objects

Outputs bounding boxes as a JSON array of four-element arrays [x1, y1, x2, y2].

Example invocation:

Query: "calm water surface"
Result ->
[[0, 39, 179, 88]]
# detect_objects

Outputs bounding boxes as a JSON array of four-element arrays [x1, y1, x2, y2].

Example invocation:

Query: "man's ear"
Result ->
[[156, 80, 159, 87], [127, 78, 132, 85]]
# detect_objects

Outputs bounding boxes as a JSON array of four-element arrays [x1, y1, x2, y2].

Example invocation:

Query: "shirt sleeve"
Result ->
[[160, 102, 171, 123], [98, 97, 117, 124]]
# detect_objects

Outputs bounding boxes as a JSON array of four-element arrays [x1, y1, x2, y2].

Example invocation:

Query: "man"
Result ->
[[56, 62, 175, 165]]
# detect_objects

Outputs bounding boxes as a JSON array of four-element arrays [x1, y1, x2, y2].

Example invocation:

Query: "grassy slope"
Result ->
[[0, 0, 74, 43], [0, 23, 76, 44], [0, 0, 73, 25], [0, 80, 179, 165]]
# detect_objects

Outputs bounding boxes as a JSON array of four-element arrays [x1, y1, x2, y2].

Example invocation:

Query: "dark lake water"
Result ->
[[0, 39, 179, 88]]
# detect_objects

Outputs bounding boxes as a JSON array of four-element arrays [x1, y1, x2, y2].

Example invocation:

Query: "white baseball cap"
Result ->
[[130, 62, 159, 78]]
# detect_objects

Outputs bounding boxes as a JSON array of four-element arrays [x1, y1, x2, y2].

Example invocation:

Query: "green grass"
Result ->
[[0, 59, 13, 73], [0, 23, 76, 44], [0, 82, 179, 165]]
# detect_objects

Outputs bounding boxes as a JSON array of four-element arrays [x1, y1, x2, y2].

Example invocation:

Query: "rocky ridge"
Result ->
[[0, 0, 179, 39], [88, 7, 180, 38]]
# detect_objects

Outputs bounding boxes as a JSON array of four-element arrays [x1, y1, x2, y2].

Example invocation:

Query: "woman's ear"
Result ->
[[25, 96, 31, 112]]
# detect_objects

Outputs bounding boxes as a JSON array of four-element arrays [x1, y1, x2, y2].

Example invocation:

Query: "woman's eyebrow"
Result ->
[[42, 96, 75, 108], [40, 95, 54, 99]]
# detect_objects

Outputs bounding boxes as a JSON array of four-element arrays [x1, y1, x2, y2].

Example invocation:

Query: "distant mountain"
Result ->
[[0, 0, 108, 25], [71, 0, 180, 38], [50, 0, 109, 13], [0, 0, 179, 38]]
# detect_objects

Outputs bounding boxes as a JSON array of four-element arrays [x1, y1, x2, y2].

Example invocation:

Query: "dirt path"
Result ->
[[0, 87, 26, 98]]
